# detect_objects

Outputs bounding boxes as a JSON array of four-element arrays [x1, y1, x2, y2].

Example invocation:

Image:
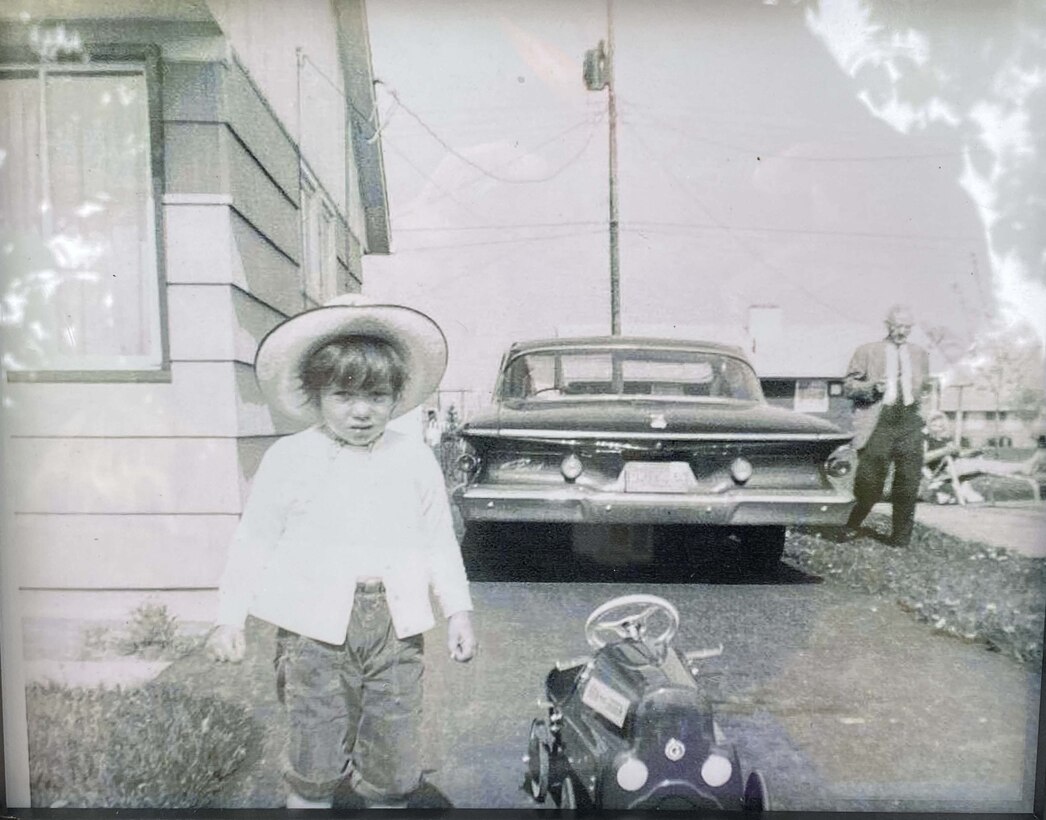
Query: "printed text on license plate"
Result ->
[[625, 461, 695, 493]]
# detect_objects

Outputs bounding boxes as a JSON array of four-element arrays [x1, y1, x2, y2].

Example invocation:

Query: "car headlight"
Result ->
[[455, 442, 481, 480], [560, 453, 584, 482], [729, 456, 753, 484], [700, 753, 733, 787], [615, 756, 648, 792], [825, 445, 855, 478]]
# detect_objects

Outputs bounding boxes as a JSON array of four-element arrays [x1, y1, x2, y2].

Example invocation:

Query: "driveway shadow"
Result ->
[[462, 523, 823, 585]]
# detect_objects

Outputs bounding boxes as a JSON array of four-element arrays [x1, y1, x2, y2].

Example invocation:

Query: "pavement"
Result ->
[[891, 500, 1046, 558]]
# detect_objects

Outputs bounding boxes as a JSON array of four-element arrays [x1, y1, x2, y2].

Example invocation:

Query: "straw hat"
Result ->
[[254, 293, 447, 425]]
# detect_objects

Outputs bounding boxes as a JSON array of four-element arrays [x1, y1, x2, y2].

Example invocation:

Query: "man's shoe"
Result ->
[[835, 527, 859, 543], [890, 535, 911, 548]]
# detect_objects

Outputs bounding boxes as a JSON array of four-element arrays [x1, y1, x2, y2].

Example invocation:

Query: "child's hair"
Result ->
[[298, 335, 407, 405]]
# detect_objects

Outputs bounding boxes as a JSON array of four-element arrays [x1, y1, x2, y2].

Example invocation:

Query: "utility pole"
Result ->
[[584, 0, 620, 335]]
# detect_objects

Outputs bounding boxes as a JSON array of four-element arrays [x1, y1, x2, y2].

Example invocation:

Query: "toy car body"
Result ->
[[454, 337, 854, 568], [524, 594, 768, 811]]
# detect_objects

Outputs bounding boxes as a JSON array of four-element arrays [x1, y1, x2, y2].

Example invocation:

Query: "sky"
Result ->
[[361, 0, 1046, 402]]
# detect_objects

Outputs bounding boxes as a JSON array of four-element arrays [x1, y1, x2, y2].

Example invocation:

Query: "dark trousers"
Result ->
[[847, 404, 924, 545]]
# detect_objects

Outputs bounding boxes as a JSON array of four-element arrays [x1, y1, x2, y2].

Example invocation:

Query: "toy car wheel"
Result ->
[[525, 719, 550, 802], [555, 773, 576, 809], [743, 770, 769, 812]]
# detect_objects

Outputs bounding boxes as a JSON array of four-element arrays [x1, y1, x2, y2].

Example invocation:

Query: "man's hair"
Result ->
[[298, 335, 407, 405], [885, 304, 914, 326]]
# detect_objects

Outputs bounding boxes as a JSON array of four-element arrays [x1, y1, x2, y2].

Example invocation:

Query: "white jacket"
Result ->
[[216, 426, 473, 643]]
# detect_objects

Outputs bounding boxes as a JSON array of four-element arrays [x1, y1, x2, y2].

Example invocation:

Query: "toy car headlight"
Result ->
[[729, 456, 753, 484], [561, 453, 584, 481], [825, 445, 855, 478], [615, 756, 648, 792], [701, 753, 732, 787]]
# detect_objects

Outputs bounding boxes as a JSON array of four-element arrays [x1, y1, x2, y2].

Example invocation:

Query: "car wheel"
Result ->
[[524, 719, 550, 802]]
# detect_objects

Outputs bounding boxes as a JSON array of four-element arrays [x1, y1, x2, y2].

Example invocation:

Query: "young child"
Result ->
[[206, 294, 476, 809]]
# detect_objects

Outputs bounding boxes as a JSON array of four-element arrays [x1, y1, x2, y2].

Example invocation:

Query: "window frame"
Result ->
[[299, 162, 339, 307], [1, 43, 170, 384]]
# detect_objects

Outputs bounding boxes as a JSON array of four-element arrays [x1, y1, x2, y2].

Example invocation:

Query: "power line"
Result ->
[[394, 113, 605, 220], [392, 220, 606, 233], [625, 220, 976, 245], [623, 123, 862, 322], [619, 95, 984, 163], [376, 81, 603, 184], [380, 135, 491, 223], [392, 218, 975, 245], [393, 228, 606, 254]]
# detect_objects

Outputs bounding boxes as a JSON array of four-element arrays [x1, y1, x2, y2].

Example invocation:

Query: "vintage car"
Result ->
[[523, 593, 769, 810], [453, 337, 854, 567]]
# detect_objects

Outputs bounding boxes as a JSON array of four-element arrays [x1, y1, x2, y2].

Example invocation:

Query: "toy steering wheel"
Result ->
[[584, 594, 679, 652]]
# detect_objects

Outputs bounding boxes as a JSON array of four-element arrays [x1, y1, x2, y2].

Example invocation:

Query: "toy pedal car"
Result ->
[[523, 594, 769, 811]]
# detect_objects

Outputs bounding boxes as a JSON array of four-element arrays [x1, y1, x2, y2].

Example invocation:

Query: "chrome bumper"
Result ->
[[454, 484, 854, 526]]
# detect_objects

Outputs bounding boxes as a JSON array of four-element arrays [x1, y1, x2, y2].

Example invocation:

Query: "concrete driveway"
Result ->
[[904, 501, 1046, 559]]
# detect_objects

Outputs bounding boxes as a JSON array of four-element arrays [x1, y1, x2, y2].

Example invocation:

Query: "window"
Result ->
[[0, 60, 164, 373], [300, 166, 338, 306], [794, 379, 829, 413]]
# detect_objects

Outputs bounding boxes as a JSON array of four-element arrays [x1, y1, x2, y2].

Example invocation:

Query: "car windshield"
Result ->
[[500, 347, 763, 402]]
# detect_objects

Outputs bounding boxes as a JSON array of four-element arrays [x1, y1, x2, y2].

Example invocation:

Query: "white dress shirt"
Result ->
[[883, 342, 914, 406], [215, 426, 473, 643]]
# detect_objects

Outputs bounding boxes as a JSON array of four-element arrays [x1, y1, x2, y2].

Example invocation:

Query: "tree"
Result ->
[[966, 320, 1045, 445]]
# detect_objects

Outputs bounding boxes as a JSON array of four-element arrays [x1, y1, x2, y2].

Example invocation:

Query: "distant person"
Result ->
[[424, 408, 443, 451], [206, 294, 475, 809], [840, 304, 931, 546], [921, 410, 1042, 503]]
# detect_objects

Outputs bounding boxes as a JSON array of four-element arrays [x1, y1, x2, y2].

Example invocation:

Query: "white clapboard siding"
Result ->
[[230, 286, 292, 364], [19, 589, 219, 624], [164, 202, 304, 318], [4, 362, 240, 438], [164, 200, 236, 284], [8, 437, 245, 515], [11, 514, 238, 589], [5, 362, 294, 439], [228, 211, 304, 317], [167, 284, 288, 365]]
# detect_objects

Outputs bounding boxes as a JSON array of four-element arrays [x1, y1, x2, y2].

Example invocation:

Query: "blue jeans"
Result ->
[[275, 583, 425, 801]]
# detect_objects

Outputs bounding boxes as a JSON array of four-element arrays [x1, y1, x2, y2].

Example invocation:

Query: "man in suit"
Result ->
[[841, 304, 931, 546]]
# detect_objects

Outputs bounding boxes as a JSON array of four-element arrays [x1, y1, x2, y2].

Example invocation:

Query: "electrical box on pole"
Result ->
[[583, 41, 608, 90]]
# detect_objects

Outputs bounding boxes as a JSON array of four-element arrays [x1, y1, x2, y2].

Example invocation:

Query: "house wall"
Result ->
[[205, 0, 348, 214], [3, 12, 369, 627], [945, 410, 1039, 449]]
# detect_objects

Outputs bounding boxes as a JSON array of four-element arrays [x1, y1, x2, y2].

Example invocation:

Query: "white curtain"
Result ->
[[0, 67, 162, 371]]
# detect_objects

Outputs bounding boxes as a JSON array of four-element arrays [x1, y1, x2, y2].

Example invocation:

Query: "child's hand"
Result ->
[[206, 625, 246, 663], [447, 611, 476, 663]]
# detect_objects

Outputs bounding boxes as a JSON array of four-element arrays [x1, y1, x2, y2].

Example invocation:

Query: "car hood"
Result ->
[[462, 399, 850, 441]]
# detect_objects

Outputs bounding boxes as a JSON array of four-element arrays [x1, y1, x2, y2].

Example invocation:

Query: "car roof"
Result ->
[[507, 336, 749, 358]]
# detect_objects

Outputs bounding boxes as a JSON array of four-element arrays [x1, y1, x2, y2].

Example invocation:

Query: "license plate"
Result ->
[[624, 461, 695, 493]]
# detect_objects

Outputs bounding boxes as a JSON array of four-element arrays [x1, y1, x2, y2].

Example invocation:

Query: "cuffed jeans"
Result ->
[[275, 583, 425, 802]]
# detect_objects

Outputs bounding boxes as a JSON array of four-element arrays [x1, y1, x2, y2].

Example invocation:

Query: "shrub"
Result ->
[[27, 682, 261, 808], [117, 602, 179, 655]]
